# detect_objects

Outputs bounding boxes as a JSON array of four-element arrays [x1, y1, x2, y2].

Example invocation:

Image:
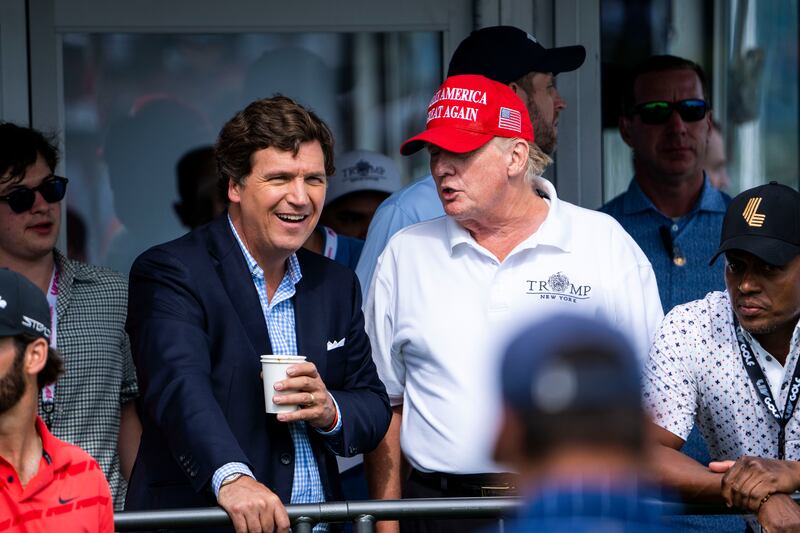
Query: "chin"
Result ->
[[737, 315, 778, 336]]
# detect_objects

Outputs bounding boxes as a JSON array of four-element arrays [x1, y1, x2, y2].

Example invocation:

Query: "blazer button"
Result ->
[[280, 453, 292, 465]]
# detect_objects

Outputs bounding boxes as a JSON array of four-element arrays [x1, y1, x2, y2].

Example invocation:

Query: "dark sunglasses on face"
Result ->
[[0, 176, 69, 214], [632, 99, 708, 125]]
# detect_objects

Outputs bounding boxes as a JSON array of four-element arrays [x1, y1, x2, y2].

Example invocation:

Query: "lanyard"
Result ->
[[42, 267, 59, 420], [322, 226, 338, 260], [734, 314, 800, 460]]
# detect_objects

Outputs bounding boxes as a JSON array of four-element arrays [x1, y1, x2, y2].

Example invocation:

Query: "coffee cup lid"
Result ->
[[260, 355, 306, 362]]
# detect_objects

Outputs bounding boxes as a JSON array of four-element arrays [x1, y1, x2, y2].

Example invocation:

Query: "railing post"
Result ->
[[353, 514, 376, 533], [293, 516, 315, 533]]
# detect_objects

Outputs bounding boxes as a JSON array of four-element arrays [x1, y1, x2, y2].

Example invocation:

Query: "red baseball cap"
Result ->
[[400, 74, 534, 156]]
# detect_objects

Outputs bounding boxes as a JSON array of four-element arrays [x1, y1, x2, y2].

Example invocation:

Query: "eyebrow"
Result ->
[[0, 173, 55, 193], [261, 171, 326, 180]]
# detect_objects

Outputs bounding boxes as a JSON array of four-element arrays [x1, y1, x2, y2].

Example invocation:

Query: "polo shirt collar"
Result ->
[[444, 176, 572, 256], [36, 416, 67, 469], [696, 175, 729, 213], [623, 173, 728, 216]]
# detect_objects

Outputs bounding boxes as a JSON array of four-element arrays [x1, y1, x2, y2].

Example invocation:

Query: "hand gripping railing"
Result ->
[[113, 496, 764, 531]]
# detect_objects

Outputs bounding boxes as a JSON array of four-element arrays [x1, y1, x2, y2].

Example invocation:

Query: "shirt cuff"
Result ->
[[315, 392, 342, 435], [211, 462, 254, 498]]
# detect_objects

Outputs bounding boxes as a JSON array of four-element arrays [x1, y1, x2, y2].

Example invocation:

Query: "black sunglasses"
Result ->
[[0, 176, 69, 214], [632, 99, 708, 125]]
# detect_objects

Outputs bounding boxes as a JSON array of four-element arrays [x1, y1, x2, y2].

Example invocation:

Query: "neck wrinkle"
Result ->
[[464, 193, 549, 262]]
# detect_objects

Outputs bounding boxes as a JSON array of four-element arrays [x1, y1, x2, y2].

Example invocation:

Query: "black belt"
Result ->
[[409, 469, 518, 497]]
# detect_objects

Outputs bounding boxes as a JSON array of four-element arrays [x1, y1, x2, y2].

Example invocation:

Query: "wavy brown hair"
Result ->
[[215, 95, 335, 199]]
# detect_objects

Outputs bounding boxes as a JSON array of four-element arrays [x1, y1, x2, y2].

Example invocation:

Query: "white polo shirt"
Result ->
[[364, 177, 663, 475]]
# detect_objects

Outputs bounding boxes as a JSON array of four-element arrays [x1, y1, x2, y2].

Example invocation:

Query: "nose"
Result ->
[[664, 107, 688, 134], [286, 177, 310, 206], [30, 188, 51, 213], [429, 151, 454, 179], [553, 88, 566, 111], [737, 267, 762, 294]]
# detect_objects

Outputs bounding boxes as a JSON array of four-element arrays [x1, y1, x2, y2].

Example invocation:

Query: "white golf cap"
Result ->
[[326, 150, 402, 205]]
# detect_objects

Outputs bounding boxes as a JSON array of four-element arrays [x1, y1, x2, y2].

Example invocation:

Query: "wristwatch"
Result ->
[[220, 472, 245, 489]]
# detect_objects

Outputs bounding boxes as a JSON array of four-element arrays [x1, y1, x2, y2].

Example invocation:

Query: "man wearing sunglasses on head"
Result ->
[[600, 56, 735, 533], [0, 122, 140, 510]]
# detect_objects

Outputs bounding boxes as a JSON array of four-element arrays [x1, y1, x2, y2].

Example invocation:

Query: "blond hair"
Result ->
[[494, 137, 552, 189]]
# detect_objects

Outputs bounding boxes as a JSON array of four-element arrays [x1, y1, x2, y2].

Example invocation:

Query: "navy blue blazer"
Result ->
[[125, 215, 390, 516]]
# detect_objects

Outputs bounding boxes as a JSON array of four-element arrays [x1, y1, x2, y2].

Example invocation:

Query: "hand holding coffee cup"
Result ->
[[261, 355, 308, 414], [271, 359, 337, 430]]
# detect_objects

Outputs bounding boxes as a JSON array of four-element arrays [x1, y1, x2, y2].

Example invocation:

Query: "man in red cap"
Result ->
[[364, 74, 663, 533], [355, 25, 586, 295]]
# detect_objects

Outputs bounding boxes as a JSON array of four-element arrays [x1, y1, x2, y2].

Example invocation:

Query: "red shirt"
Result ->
[[0, 417, 113, 532]]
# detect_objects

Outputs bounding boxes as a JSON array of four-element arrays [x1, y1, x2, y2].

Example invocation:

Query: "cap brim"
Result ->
[[538, 45, 586, 75], [0, 325, 22, 338], [400, 127, 494, 156], [709, 235, 800, 266]]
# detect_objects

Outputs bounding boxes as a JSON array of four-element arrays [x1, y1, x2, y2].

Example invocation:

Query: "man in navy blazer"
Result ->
[[125, 96, 391, 532]]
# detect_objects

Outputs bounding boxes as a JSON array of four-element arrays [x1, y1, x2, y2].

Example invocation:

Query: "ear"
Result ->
[[507, 139, 529, 178], [24, 338, 49, 376], [619, 115, 635, 148], [704, 110, 713, 143], [227, 177, 241, 204], [492, 405, 526, 466], [508, 82, 526, 103]]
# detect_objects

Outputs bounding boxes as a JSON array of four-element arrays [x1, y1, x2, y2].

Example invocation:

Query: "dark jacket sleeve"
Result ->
[[127, 247, 250, 492]]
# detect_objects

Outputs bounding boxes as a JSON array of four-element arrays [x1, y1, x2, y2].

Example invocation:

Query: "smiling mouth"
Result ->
[[276, 214, 308, 223]]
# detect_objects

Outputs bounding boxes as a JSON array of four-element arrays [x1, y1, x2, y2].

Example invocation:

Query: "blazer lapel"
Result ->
[[206, 216, 272, 356]]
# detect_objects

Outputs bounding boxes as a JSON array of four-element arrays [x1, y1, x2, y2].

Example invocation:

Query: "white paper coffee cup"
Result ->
[[261, 355, 306, 414]]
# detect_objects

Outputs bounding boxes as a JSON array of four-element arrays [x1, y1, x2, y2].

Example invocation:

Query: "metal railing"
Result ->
[[114, 497, 751, 531]]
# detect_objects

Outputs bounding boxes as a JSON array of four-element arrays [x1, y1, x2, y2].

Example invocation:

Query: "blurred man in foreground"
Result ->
[[494, 313, 674, 532]]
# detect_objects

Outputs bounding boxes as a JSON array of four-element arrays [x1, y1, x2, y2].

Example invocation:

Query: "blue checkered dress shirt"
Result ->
[[212, 217, 342, 531]]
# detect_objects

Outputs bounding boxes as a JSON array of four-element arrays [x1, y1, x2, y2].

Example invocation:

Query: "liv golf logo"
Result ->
[[526, 272, 592, 303]]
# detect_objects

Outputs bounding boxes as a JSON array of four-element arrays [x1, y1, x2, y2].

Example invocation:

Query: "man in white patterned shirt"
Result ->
[[645, 182, 800, 531]]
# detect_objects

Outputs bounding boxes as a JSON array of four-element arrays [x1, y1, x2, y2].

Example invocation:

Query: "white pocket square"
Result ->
[[326, 338, 346, 351]]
